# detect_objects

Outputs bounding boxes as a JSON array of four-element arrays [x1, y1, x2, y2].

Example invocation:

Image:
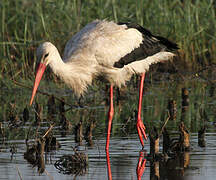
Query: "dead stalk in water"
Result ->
[[16, 165, 23, 180], [45, 169, 54, 180], [43, 125, 54, 138], [159, 112, 170, 136]]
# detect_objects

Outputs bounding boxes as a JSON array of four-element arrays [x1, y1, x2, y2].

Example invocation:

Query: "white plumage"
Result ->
[[36, 20, 175, 96], [30, 19, 178, 151]]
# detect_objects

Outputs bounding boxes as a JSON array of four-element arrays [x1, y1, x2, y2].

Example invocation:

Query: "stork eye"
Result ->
[[44, 53, 49, 58]]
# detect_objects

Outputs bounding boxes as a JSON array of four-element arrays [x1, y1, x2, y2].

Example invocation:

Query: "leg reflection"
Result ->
[[106, 150, 112, 180], [137, 150, 147, 180]]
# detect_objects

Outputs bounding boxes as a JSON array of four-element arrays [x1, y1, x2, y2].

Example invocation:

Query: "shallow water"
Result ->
[[0, 71, 216, 180], [0, 132, 216, 180]]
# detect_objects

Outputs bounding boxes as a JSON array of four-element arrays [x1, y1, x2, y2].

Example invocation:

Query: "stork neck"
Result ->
[[47, 49, 94, 96], [48, 51, 66, 75]]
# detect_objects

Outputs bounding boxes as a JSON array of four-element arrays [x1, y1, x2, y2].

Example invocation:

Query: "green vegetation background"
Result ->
[[0, 0, 215, 79], [0, 0, 215, 141]]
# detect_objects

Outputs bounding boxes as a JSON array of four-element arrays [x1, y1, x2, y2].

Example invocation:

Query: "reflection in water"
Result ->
[[137, 151, 147, 180], [160, 152, 190, 178], [106, 150, 112, 180], [150, 160, 160, 180], [1, 73, 216, 179], [106, 149, 147, 180], [106, 145, 190, 180], [198, 126, 206, 147]]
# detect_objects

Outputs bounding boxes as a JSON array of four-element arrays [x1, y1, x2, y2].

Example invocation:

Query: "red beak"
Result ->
[[30, 63, 47, 105]]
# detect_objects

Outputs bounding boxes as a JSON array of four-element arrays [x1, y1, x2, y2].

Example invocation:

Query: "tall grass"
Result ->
[[0, 0, 215, 79]]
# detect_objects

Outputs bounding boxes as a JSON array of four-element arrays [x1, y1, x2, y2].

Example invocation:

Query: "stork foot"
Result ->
[[137, 120, 147, 147]]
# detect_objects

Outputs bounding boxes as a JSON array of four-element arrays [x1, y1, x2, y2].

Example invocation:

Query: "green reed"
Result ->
[[0, 0, 215, 78]]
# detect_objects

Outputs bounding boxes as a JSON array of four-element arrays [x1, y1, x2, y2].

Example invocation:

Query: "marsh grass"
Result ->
[[0, 0, 215, 78]]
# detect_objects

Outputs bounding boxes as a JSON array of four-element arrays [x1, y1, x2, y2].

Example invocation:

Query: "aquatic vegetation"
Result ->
[[0, 70, 216, 178]]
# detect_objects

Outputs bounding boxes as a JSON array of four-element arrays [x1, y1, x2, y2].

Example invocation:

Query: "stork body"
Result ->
[[30, 20, 178, 151]]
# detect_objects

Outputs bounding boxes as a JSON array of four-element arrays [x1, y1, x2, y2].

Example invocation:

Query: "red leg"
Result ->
[[106, 85, 114, 152], [137, 73, 147, 148]]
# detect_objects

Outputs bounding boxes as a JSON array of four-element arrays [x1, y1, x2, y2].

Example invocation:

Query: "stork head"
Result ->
[[30, 42, 56, 105]]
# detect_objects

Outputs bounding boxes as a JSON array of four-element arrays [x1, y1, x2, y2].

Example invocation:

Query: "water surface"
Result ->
[[0, 71, 216, 180]]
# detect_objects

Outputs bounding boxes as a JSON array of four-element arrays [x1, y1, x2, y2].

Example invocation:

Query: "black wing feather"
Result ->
[[114, 22, 178, 68]]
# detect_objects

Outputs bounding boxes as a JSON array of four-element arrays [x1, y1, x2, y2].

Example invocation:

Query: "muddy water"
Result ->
[[0, 71, 216, 180]]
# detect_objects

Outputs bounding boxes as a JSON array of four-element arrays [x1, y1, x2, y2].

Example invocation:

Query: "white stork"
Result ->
[[30, 20, 178, 151]]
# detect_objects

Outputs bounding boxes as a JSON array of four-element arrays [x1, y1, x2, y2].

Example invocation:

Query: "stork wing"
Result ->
[[63, 20, 101, 62], [63, 20, 178, 67]]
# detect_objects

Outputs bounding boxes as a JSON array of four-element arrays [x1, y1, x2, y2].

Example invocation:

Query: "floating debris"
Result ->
[[54, 149, 88, 175]]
